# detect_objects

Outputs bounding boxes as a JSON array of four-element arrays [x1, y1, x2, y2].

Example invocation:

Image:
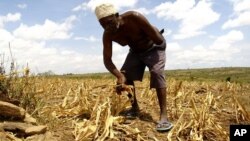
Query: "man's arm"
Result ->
[[103, 33, 126, 84], [132, 11, 164, 45]]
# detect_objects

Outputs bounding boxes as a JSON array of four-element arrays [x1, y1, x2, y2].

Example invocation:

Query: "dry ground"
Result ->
[[24, 77, 250, 141]]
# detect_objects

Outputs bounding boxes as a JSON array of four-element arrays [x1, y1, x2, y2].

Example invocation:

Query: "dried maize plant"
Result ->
[[3, 66, 42, 113], [73, 87, 147, 141], [110, 85, 134, 116], [167, 92, 229, 141], [232, 96, 250, 123], [226, 81, 234, 91], [173, 81, 184, 115], [168, 80, 193, 120], [41, 82, 93, 118], [168, 79, 183, 96], [220, 81, 237, 92], [137, 79, 157, 109]]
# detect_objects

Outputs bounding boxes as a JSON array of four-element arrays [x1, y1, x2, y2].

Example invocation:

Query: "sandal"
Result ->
[[156, 121, 173, 132]]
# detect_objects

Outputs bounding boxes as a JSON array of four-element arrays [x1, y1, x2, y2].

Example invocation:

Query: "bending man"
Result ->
[[95, 3, 173, 131]]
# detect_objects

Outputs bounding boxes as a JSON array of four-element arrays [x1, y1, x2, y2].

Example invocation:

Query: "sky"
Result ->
[[0, 0, 250, 74]]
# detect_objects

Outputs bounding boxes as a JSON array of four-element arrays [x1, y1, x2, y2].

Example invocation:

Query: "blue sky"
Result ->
[[0, 0, 250, 74]]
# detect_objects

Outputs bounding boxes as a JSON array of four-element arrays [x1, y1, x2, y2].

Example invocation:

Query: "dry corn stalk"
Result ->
[[111, 84, 134, 116], [233, 96, 250, 123], [73, 96, 145, 141], [168, 91, 229, 141]]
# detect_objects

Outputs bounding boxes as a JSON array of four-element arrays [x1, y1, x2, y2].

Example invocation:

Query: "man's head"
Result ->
[[95, 3, 120, 33]]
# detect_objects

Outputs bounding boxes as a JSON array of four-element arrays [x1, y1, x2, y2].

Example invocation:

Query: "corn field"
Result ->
[[1, 72, 250, 141]]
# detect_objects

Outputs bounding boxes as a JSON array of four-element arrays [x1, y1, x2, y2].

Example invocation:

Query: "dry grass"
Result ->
[[2, 74, 250, 141]]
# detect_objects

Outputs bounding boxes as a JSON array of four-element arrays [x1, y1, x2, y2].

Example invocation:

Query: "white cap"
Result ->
[[95, 3, 117, 20]]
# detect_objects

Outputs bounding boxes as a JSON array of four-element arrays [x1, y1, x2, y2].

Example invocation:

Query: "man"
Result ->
[[95, 3, 173, 131]]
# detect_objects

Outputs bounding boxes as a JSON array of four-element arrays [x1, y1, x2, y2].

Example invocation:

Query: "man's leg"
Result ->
[[142, 46, 172, 131], [120, 51, 144, 118], [155, 87, 173, 131], [156, 88, 167, 122], [125, 80, 140, 114]]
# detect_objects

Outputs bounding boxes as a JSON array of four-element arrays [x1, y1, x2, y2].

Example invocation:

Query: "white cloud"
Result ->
[[0, 38, 104, 74], [131, 7, 152, 15], [74, 35, 99, 42], [233, 0, 250, 12], [17, 4, 27, 9], [0, 13, 21, 28], [222, 11, 250, 29], [0, 29, 14, 42], [112, 43, 129, 68], [112, 43, 127, 53], [0, 14, 103, 74], [72, 2, 88, 11], [153, 0, 220, 40], [166, 30, 244, 69], [210, 30, 244, 50], [175, 0, 220, 39], [73, 0, 138, 12], [13, 15, 76, 41], [216, 30, 244, 43], [223, 0, 250, 29], [166, 42, 181, 52], [0, 31, 127, 74], [154, 0, 195, 20]]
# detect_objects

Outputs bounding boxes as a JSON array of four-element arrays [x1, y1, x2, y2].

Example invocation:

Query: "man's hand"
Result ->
[[116, 73, 126, 94], [116, 84, 125, 95], [116, 83, 134, 95], [117, 73, 126, 85]]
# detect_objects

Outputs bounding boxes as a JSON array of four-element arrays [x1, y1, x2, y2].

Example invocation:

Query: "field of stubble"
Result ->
[[24, 74, 250, 141]]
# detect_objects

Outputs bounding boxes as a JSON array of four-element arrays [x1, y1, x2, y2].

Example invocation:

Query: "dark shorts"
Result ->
[[121, 39, 166, 88]]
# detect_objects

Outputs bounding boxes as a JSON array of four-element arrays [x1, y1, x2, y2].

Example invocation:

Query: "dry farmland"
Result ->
[[1, 68, 250, 141]]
